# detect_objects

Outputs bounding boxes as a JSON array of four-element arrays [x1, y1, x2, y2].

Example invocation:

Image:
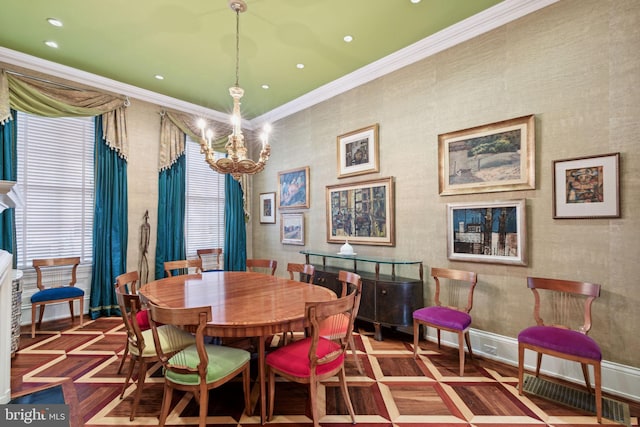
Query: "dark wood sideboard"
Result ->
[[301, 250, 424, 341]]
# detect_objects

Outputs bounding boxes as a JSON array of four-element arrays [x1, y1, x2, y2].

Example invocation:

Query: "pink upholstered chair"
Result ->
[[518, 276, 602, 422], [413, 267, 477, 376], [266, 275, 360, 427]]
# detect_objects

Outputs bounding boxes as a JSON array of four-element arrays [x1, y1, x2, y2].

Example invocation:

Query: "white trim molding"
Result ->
[[423, 328, 640, 403]]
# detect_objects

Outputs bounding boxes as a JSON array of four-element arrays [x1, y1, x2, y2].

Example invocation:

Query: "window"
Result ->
[[14, 112, 95, 269], [185, 136, 225, 257]]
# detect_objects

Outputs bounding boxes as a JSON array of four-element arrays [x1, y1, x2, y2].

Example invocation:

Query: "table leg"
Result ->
[[258, 335, 266, 425]]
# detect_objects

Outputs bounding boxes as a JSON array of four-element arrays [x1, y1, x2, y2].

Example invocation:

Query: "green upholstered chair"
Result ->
[[146, 302, 251, 427]]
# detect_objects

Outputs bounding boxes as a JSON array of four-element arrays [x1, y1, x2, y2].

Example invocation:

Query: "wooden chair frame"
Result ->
[[31, 257, 83, 338], [147, 302, 251, 427], [114, 271, 140, 375], [196, 248, 223, 271], [413, 267, 478, 376], [267, 280, 360, 427], [286, 262, 315, 283], [518, 276, 602, 422], [246, 258, 277, 275], [164, 258, 202, 277]]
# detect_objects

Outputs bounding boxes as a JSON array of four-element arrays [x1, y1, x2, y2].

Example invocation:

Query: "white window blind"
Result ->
[[185, 136, 225, 258], [14, 112, 95, 269]]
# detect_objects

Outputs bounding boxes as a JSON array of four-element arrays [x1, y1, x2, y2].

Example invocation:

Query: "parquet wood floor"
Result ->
[[11, 316, 640, 426]]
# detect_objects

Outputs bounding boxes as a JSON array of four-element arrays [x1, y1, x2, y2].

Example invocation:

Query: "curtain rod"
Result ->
[[4, 69, 130, 105]]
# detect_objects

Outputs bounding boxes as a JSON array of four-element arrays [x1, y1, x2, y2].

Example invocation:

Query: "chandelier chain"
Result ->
[[235, 7, 240, 88]]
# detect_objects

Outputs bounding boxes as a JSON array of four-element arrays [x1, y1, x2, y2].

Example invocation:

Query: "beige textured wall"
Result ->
[[250, 0, 640, 367], [123, 100, 162, 283]]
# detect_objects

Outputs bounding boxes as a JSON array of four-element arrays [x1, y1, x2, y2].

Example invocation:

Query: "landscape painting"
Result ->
[[439, 115, 535, 195]]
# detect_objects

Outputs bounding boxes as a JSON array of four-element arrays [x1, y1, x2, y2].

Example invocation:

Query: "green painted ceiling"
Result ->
[[0, 0, 504, 119]]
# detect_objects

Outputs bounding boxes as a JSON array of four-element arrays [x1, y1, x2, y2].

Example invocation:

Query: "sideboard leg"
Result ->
[[373, 322, 383, 341]]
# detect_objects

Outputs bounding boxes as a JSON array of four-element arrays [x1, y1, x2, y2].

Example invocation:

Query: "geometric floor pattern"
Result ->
[[11, 317, 639, 427]]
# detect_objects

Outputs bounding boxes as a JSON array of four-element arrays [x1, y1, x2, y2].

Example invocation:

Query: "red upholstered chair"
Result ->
[[246, 258, 277, 275], [413, 267, 478, 376], [266, 275, 360, 427], [31, 257, 84, 338], [518, 276, 602, 422]]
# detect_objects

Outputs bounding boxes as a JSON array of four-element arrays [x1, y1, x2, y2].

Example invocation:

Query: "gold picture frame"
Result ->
[[337, 124, 379, 178], [281, 212, 305, 245], [278, 166, 310, 209], [438, 115, 535, 195], [326, 176, 394, 246]]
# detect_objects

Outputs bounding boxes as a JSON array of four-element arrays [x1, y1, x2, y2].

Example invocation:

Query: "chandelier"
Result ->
[[198, 0, 271, 181]]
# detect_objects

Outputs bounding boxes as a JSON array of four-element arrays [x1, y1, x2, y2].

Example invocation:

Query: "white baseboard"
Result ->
[[425, 328, 640, 402]]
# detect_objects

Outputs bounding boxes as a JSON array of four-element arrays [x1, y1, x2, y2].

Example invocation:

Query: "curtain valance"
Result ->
[[0, 69, 129, 159]]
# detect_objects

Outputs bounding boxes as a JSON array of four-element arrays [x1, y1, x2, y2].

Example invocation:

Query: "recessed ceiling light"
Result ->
[[154, 74, 164, 80], [47, 18, 63, 27], [261, 84, 270, 90], [296, 63, 305, 69], [343, 35, 353, 43], [44, 40, 59, 48], [410, 0, 421, 3]]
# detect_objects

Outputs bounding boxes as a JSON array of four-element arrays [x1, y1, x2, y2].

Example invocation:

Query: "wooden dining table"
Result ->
[[138, 270, 336, 424]]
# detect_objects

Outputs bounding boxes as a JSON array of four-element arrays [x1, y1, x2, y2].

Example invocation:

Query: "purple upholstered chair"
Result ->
[[413, 267, 478, 376], [518, 276, 602, 422]]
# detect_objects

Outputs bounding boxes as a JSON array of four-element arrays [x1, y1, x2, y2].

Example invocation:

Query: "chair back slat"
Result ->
[[246, 259, 277, 275], [431, 267, 477, 313], [287, 263, 315, 283], [33, 257, 80, 291], [527, 276, 601, 334], [164, 259, 202, 277], [197, 248, 223, 271]]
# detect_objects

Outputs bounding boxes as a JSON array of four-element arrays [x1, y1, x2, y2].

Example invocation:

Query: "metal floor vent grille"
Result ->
[[522, 374, 631, 426]]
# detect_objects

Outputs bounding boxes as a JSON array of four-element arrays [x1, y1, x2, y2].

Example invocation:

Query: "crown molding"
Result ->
[[0, 0, 558, 130]]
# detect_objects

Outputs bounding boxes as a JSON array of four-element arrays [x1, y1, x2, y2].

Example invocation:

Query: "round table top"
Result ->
[[139, 270, 335, 337]]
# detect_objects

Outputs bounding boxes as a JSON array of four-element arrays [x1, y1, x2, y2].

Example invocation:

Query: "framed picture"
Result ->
[[278, 166, 310, 209], [553, 152, 620, 219], [438, 115, 535, 195], [337, 124, 379, 178], [326, 176, 394, 246], [447, 199, 527, 265], [281, 213, 305, 245], [259, 192, 276, 224]]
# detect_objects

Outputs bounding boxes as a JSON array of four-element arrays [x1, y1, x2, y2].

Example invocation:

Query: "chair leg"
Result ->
[[267, 367, 275, 421], [117, 343, 129, 375], [535, 352, 543, 376], [158, 384, 173, 427], [594, 362, 602, 423], [120, 355, 136, 399], [464, 331, 473, 360], [78, 297, 84, 326], [517, 344, 525, 395], [68, 300, 75, 323], [580, 362, 593, 394], [31, 304, 37, 338], [198, 384, 208, 427], [436, 329, 442, 348], [130, 360, 148, 420], [457, 331, 465, 376], [413, 321, 420, 359], [309, 377, 320, 427], [348, 334, 363, 375], [242, 365, 251, 417], [338, 368, 356, 424]]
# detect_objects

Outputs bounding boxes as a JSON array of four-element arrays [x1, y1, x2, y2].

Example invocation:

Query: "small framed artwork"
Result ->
[[281, 213, 305, 245], [337, 124, 379, 178], [438, 115, 535, 195], [326, 176, 394, 246], [553, 152, 620, 219], [447, 199, 527, 266], [278, 166, 310, 209], [259, 192, 276, 224]]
